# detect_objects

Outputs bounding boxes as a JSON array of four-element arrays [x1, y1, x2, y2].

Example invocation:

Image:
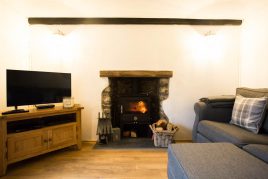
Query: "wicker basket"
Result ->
[[149, 123, 178, 147]]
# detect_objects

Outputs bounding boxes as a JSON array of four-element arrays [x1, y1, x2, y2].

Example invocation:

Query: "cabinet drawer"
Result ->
[[7, 130, 48, 163]]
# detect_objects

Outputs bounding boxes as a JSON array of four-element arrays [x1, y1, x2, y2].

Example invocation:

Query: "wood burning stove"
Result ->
[[117, 97, 151, 137], [110, 77, 160, 138]]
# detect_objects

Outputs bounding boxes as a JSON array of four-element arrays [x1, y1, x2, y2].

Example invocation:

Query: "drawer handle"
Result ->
[[44, 139, 48, 143]]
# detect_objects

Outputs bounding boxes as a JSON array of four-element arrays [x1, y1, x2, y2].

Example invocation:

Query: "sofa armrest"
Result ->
[[192, 99, 235, 141]]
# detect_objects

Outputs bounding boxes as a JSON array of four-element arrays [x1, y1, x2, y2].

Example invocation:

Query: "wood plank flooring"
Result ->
[[2, 142, 168, 179]]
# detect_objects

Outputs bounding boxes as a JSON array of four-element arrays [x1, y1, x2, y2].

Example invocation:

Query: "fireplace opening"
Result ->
[[110, 78, 160, 138], [100, 71, 172, 144]]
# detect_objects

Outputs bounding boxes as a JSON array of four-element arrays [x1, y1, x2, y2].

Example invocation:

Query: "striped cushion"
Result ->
[[230, 95, 267, 134]]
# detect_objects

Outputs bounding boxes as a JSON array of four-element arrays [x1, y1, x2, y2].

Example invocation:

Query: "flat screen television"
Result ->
[[6, 69, 71, 109]]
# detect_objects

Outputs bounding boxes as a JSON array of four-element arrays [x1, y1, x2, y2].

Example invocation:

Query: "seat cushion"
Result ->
[[168, 143, 268, 179], [197, 120, 268, 147], [243, 144, 268, 163], [196, 133, 212, 143]]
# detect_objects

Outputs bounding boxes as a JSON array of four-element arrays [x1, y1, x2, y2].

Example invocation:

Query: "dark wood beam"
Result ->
[[28, 17, 242, 25], [100, 70, 173, 78]]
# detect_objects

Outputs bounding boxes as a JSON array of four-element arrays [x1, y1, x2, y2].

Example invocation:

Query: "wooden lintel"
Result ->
[[100, 71, 173, 78], [28, 17, 242, 26]]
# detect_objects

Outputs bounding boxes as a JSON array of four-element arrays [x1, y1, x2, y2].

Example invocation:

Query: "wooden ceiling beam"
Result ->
[[28, 17, 242, 25]]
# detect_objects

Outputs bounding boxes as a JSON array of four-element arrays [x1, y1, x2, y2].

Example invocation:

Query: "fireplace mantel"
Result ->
[[100, 70, 173, 78]]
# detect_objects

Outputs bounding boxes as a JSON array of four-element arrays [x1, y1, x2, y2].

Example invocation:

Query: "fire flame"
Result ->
[[130, 101, 148, 113]]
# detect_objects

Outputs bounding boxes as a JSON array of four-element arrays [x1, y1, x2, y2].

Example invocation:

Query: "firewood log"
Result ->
[[156, 119, 168, 130]]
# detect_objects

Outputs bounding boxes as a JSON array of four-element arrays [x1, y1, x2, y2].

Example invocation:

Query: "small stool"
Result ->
[[168, 143, 268, 179]]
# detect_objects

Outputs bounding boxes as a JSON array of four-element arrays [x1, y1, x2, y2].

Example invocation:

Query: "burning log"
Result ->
[[128, 100, 148, 114]]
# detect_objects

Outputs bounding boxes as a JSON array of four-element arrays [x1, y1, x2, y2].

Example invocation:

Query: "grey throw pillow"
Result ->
[[230, 95, 267, 134]]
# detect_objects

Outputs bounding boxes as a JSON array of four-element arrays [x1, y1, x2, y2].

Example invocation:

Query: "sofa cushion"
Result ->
[[168, 143, 268, 179], [196, 133, 212, 143], [230, 95, 267, 134], [243, 144, 268, 163], [236, 87, 268, 98], [236, 87, 268, 133], [198, 120, 268, 147]]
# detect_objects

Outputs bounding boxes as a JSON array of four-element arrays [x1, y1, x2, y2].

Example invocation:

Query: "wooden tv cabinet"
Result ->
[[0, 105, 83, 176]]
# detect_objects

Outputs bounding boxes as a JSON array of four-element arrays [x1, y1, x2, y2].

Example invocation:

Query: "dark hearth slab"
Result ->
[[93, 138, 160, 149]]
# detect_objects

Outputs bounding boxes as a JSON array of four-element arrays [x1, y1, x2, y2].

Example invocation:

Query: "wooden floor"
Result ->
[[2, 142, 168, 179]]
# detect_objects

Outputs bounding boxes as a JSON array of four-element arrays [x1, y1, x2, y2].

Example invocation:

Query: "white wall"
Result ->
[[1, 0, 267, 141], [239, 1, 268, 87], [0, 1, 30, 111]]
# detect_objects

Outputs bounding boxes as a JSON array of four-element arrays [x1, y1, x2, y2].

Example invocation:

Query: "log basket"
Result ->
[[149, 123, 178, 147]]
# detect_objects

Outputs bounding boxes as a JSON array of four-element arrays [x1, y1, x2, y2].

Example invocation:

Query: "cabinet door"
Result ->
[[48, 123, 77, 150], [7, 130, 48, 163]]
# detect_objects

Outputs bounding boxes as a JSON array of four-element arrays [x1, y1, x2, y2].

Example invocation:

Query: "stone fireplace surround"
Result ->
[[100, 70, 173, 138]]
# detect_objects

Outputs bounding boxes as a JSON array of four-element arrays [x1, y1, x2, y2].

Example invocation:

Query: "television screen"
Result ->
[[7, 69, 71, 107]]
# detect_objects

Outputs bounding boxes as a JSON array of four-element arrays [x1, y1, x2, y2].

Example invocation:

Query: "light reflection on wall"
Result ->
[[29, 25, 80, 72], [186, 30, 225, 65]]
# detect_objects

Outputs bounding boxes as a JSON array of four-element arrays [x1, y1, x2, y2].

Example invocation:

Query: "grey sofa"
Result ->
[[193, 87, 268, 163]]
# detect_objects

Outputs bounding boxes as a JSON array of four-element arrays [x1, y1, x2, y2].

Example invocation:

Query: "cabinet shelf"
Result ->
[[7, 113, 76, 134]]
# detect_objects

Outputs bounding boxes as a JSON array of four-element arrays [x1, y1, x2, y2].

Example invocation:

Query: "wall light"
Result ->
[[204, 30, 216, 36], [47, 25, 77, 36], [48, 24, 66, 36], [187, 29, 224, 64], [54, 28, 65, 36]]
